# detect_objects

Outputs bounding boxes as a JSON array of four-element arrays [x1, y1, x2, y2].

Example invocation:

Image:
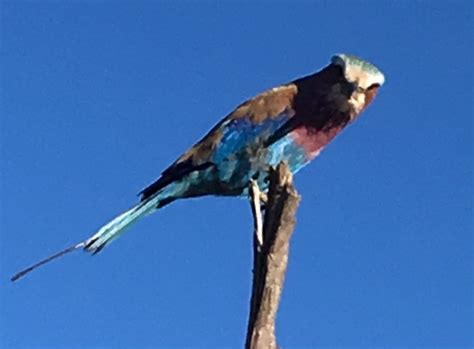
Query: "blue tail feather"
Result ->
[[84, 183, 181, 253], [84, 199, 158, 254]]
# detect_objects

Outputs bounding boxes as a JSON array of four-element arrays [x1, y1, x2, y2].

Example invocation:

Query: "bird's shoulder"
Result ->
[[169, 84, 298, 168], [228, 84, 298, 123]]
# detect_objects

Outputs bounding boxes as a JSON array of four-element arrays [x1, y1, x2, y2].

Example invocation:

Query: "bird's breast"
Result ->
[[291, 125, 344, 160]]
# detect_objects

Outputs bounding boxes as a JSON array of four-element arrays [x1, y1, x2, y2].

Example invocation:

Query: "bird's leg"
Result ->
[[249, 179, 264, 248], [259, 191, 268, 206]]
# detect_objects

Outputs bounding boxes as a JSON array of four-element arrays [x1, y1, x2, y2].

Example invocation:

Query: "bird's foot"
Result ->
[[249, 180, 264, 247], [259, 192, 268, 206]]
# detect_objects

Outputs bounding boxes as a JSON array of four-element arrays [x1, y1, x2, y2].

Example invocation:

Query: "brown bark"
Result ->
[[246, 163, 301, 349]]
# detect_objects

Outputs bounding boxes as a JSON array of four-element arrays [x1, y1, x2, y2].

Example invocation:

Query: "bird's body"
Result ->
[[139, 56, 383, 201], [12, 54, 385, 280]]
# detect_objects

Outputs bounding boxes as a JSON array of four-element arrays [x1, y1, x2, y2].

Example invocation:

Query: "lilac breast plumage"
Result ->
[[266, 125, 344, 178], [290, 125, 343, 160]]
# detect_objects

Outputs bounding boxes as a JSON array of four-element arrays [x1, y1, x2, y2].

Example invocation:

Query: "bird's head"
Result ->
[[330, 54, 385, 117]]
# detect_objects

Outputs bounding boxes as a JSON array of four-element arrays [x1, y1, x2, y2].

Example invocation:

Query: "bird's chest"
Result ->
[[290, 125, 343, 160]]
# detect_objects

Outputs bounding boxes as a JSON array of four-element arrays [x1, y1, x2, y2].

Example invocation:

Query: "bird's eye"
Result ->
[[367, 83, 380, 90]]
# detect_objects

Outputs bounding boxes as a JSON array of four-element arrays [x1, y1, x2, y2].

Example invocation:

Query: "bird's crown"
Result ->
[[331, 54, 385, 90]]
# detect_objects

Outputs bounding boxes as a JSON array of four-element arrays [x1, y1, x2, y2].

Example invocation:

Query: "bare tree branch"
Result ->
[[246, 163, 301, 349]]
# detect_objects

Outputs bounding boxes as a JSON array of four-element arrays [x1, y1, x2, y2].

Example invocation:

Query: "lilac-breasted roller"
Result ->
[[12, 54, 385, 281]]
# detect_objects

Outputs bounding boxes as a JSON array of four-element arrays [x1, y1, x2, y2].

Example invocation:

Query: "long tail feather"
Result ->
[[11, 194, 163, 282], [11, 242, 85, 282]]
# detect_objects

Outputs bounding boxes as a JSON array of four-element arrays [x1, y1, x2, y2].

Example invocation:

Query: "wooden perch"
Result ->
[[246, 162, 301, 349]]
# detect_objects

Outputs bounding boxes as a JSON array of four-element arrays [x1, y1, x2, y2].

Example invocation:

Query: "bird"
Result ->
[[11, 53, 385, 281]]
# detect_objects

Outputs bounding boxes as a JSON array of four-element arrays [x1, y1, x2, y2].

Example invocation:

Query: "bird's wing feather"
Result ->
[[139, 85, 298, 201]]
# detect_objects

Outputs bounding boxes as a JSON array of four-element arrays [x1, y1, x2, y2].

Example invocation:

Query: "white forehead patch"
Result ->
[[331, 54, 385, 89]]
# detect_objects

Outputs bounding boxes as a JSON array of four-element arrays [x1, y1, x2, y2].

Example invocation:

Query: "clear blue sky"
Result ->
[[1, 1, 472, 348]]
